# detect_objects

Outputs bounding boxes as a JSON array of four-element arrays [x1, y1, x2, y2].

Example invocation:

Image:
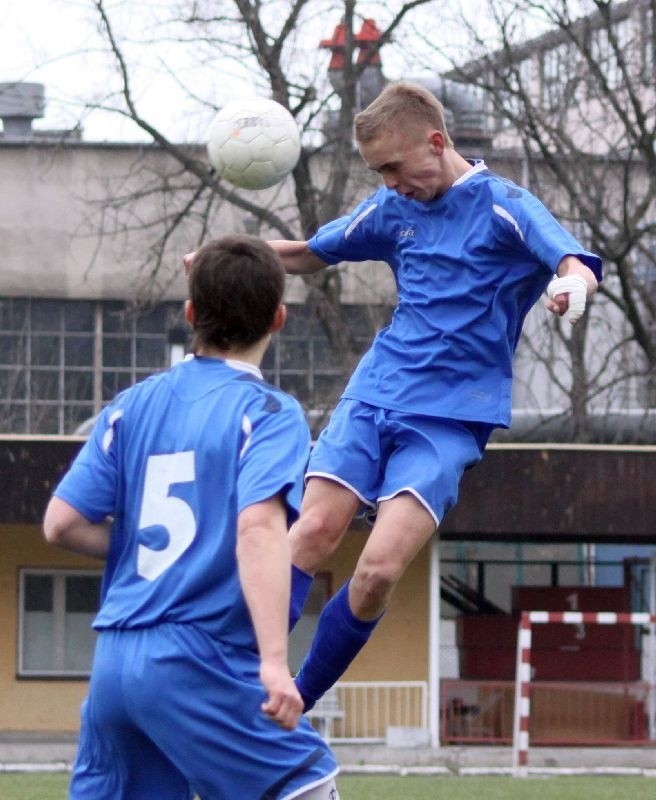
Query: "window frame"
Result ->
[[17, 568, 102, 679], [0, 298, 188, 435]]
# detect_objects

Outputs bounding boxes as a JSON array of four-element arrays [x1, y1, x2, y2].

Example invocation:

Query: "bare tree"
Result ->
[[76, 0, 433, 417], [425, 0, 656, 439], [63, 0, 656, 439]]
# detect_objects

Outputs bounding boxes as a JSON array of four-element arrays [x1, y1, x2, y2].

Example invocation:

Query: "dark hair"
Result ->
[[188, 235, 285, 351], [355, 81, 453, 148]]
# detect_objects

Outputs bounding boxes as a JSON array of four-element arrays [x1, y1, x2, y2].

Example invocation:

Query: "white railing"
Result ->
[[312, 681, 428, 743]]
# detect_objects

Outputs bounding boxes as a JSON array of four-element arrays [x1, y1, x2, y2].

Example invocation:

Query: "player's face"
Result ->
[[359, 127, 448, 202]]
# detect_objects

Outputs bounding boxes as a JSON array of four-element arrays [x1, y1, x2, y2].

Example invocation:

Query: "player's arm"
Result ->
[[545, 255, 599, 323], [237, 495, 303, 730], [43, 496, 111, 560], [267, 239, 328, 275], [184, 240, 326, 277]]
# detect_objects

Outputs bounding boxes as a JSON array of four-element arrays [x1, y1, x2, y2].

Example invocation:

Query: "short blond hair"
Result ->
[[354, 81, 453, 147]]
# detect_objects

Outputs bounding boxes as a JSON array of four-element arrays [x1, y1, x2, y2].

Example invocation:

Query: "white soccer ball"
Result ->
[[206, 97, 301, 190]]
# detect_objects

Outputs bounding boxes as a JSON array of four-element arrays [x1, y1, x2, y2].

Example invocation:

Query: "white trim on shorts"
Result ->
[[282, 768, 340, 800], [305, 471, 376, 510], [308, 472, 441, 531], [375, 487, 440, 528]]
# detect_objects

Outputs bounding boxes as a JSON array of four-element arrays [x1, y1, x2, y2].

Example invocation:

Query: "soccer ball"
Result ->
[[206, 97, 301, 190]]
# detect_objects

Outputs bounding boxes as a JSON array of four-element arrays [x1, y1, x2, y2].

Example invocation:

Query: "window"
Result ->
[[261, 303, 380, 413], [0, 299, 383, 434], [640, 5, 654, 81], [540, 42, 583, 110], [17, 568, 334, 678], [634, 234, 656, 290], [18, 570, 102, 677], [495, 57, 535, 129], [589, 16, 631, 94], [0, 299, 187, 434], [101, 302, 184, 402]]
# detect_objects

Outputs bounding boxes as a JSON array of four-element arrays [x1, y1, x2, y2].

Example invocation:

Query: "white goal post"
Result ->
[[512, 609, 656, 775]]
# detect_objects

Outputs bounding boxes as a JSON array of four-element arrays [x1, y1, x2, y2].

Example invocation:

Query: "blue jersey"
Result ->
[[309, 162, 602, 427], [55, 356, 310, 649]]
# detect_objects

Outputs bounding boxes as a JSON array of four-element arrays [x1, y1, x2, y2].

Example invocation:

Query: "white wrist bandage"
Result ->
[[547, 274, 588, 323]]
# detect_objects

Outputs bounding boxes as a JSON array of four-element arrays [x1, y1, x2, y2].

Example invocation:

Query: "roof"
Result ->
[[443, 443, 656, 543], [2, 437, 655, 543], [0, 435, 84, 526]]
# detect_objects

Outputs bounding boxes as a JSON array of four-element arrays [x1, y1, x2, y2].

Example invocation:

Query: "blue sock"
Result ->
[[289, 564, 314, 632], [295, 580, 383, 711]]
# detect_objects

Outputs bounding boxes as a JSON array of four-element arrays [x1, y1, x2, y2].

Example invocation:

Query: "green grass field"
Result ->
[[1, 772, 655, 800]]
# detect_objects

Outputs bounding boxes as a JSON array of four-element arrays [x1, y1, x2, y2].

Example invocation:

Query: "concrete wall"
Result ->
[[0, 141, 396, 308], [0, 143, 235, 302]]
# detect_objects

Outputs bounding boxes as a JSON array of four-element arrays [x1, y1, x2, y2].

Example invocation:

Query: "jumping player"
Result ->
[[43, 236, 340, 799], [266, 81, 603, 712]]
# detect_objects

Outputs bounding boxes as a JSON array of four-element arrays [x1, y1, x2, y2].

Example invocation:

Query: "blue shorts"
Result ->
[[308, 398, 492, 526], [70, 625, 338, 800]]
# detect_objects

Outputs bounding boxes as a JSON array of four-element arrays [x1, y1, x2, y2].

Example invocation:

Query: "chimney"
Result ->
[[354, 19, 385, 110], [355, 19, 382, 66], [319, 19, 386, 110], [319, 21, 347, 93], [0, 82, 45, 139]]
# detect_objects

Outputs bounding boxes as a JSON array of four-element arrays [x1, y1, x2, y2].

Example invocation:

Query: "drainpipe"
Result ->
[[428, 535, 441, 749], [649, 554, 656, 740]]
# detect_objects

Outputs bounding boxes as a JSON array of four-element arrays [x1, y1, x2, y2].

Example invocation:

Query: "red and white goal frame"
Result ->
[[512, 610, 656, 775]]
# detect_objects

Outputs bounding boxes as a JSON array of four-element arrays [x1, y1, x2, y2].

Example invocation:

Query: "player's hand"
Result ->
[[183, 251, 196, 277], [545, 274, 588, 323], [259, 660, 303, 730], [545, 292, 569, 317]]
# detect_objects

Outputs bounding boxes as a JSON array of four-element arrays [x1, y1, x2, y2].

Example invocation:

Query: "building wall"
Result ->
[[322, 529, 431, 682], [0, 143, 243, 302], [0, 521, 430, 733], [0, 142, 393, 307], [0, 524, 99, 732], [1, 25, 654, 730], [2, 443, 655, 733], [5, 125, 651, 428], [482, 1, 650, 154], [0, 433, 431, 733]]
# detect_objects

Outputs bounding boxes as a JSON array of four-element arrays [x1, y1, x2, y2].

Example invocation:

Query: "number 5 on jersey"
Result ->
[[137, 451, 196, 581]]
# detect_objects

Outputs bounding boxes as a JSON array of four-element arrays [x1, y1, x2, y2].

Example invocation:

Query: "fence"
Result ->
[[312, 681, 428, 743], [315, 678, 655, 748], [441, 679, 514, 743], [441, 678, 654, 746]]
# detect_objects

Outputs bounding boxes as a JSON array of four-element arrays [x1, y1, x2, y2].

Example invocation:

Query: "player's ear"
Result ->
[[428, 129, 445, 155], [270, 304, 287, 334], [184, 299, 195, 327]]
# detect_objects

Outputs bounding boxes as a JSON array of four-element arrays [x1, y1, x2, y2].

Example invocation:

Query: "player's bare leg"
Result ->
[[294, 492, 436, 710], [349, 493, 437, 619], [289, 477, 360, 574], [288, 477, 360, 632]]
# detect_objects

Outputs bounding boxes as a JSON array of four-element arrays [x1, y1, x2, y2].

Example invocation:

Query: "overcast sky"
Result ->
[[0, 0, 110, 137], [0, 0, 468, 143], [0, 0, 231, 142]]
